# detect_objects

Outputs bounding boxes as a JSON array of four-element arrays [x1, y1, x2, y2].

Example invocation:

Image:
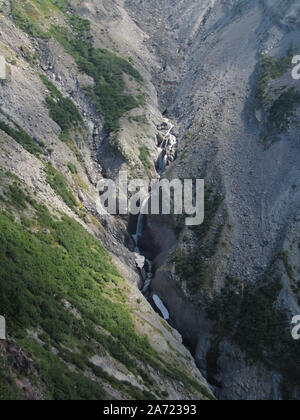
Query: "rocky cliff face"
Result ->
[[123, 0, 300, 400], [0, 0, 214, 400], [0, 0, 299, 400]]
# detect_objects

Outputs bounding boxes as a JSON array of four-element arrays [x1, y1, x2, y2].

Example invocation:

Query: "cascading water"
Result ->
[[132, 212, 145, 253], [156, 119, 177, 174], [132, 210, 153, 294], [132, 118, 177, 321]]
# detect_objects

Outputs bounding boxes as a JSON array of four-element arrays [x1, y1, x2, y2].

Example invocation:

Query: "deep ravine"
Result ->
[[131, 118, 178, 321]]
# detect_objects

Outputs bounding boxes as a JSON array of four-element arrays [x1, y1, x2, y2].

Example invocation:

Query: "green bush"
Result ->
[[67, 14, 91, 40], [39, 74, 83, 132], [0, 119, 42, 156], [39, 74, 62, 99], [45, 96, 82, 132], [268, 88, 300, 133], [8, 183, 28, 209], [173, 189, 224, 292], [256, 50, 294, 104], [44, 164, 77, 210], [207, 276, 243, 337], [67, 162, 77, 174], [139, 146, 151, 174], [0, 206, 153, 398], [11, 1, 50, 40], [208, 272, 300, 395], [0, 359, 21, 400], [50, 25, 143, 132], [49, 0, 69, 13], [0, 196, 210, 399]]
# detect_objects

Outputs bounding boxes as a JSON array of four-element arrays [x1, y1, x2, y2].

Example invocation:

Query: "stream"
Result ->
[[132, 118, 177, 321]]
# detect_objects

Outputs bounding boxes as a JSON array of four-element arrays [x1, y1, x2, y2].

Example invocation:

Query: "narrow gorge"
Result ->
[[131, 117, 178, 320], [0, 0, 300, 401]]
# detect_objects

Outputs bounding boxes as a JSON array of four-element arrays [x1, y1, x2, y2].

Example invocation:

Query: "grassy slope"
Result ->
[[0, 1, 215, 400], [0, 172, 212, 400]]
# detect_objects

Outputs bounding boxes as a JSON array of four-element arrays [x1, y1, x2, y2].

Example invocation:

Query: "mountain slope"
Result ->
[[124, 0, 300, 400], [1, 0, 300, 401], [0, 0, 214, 400]]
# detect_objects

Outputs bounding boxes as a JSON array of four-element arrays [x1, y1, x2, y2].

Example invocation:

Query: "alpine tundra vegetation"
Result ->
[[0, 0, 299, 401]]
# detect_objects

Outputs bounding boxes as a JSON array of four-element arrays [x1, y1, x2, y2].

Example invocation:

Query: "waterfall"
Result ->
[[155, 119, 177, 173], [156, 148, 165, 173], [132, 212, 144, 252], [132, 117, 177, 316], [152, 295, 170, 320], [141, 259, 152, 293]]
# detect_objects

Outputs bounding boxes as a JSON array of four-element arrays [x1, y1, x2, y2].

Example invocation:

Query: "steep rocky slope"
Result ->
[[0, 0, 300, 401], [124, 0, 300, 400], [0, 0, 214, 400]]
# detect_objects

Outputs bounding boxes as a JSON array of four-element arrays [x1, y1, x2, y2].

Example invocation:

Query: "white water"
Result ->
[[132, 118, 177, 310], [133, 210, 153, 294], [132, 212, 145, 252], [132, 199, 153, 293], [156, 119, 177, 174], [152, 295, 169, 320], [141, 259, 152, 293]]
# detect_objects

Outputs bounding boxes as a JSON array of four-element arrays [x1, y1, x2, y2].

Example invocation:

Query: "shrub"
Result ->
[[0, 119, 42, 156], [208, 271, 300, 395], [67, 162, 77, 174], [256, 50, 294, 104], [11, 2, 50, 40], [268, 88, 300, 133], [8, 183, 28, 209], [173, 189, 224, 292], [45, 96, 82, 132], [44, 164, 77, 210], [39, 74, 82, 132], [0, 206, 166, 398], [39, 74, 62, 98], [50, 25, 143, 133], [0, 359, 21, 400], [139, 146, 151, 174]]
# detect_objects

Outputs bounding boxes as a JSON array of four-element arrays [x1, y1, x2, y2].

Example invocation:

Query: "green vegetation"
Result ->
[[50, 25, 143, 132], [256, 50, 294, 104], [11, 0, 50, 40], [0, 119, 42, 156], [255, 49, 300, 139], [208, 271, 300, 396], [207, 276, 243, 337], [129, 115, 149, 125], [7, 182, 28, 209], [234, 279, 286, 360], [45, 96, 82, 132], [67, 13, 91, 40], [20, 45, 39, 65], [12, 0, 143, 134], [173, 188, 224, 292], [0, 359, 21, 400], [44, 164, 77, 210], [268, 88, 300, 133], [139, 146, 151, 174], [0, 204, 143, 398], [0, 192, 211, 399], [49, 0, 68, 12], [39, 74, 61, 98], [67, 162, 77, 174], [40, 75, 83, 132]]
